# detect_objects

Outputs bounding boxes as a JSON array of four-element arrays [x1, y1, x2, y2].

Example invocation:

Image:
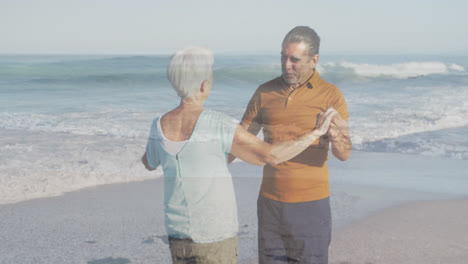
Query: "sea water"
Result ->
[[1, 54, 467, 204]]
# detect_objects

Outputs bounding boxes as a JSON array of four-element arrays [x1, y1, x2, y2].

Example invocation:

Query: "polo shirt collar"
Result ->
[[280, 69, 321, 91], [304, 69, 320, 90]]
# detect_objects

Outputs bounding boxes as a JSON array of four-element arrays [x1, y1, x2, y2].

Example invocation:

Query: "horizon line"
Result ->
[[1, 50, 468, 56]]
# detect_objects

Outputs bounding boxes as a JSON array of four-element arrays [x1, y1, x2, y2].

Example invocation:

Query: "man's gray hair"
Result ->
[[167, 46, 214, 99], [282, 26, 320, 56]]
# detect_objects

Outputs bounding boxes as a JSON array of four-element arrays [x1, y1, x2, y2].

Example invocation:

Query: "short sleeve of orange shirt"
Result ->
[[241, 71, 348, 203]]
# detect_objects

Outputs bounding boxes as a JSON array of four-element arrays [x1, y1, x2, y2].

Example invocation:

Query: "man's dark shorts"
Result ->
[[257, 195, 331, 264]]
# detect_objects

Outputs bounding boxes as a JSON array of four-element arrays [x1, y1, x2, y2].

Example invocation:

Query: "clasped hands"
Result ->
[[315, 107, 349, 143]]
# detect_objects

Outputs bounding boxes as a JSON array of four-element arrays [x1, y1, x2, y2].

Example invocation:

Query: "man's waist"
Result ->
[[260, 164, 330, 203], [263, 160, 329, 174], [260, 183, 330, 203]]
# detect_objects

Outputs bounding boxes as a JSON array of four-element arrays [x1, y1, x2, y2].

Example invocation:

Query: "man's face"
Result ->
[[281, 41, 318, 86]]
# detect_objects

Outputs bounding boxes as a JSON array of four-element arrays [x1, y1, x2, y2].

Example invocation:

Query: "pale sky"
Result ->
[[1, 0, 467, 54]]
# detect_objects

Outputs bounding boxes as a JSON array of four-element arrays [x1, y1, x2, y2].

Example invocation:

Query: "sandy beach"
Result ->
[[329, 199, 468, 264], [1, 152, 467, 263]]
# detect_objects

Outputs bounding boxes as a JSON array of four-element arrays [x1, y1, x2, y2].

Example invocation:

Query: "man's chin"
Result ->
[[282, 75, 297, 85]]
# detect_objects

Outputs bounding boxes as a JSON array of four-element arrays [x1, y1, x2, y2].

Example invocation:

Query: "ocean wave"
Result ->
[[3, 56, 466, 86], [0, 128, 162, 205], [31, 72, 167, 85], [348, 84, 468, 160], [319, 61, 466, 80], [214, 64, 280, 84], [0, 55, 170, 81], [2, 82, 468, 157], [353, 126, 468, 160], [49, 55, 170, 68], [211, 61, 466, 84], [0, 109, 157, 139]]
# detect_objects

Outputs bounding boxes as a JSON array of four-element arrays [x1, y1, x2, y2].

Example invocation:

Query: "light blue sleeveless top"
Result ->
[[145, 110, 239, 243]]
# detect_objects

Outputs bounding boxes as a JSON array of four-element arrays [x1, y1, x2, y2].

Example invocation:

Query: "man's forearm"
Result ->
[[331, 133, 352, 161], [328, 114, 352, 161]]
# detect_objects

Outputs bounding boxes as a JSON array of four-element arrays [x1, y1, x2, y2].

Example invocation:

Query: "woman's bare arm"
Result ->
[[230, 108, 337, 166]]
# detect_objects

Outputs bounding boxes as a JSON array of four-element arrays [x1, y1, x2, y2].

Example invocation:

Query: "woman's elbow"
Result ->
[[252, 155, 267, 166], [141, 155, 155, 171], [144, 164, 156, 171]]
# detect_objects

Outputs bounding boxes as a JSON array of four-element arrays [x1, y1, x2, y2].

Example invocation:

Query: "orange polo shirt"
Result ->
[[241, 70, 348, 203]]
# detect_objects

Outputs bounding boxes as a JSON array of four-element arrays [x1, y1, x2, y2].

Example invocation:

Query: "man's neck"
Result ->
[[288, 69, 315, 91], [289, 83, 299, 91]]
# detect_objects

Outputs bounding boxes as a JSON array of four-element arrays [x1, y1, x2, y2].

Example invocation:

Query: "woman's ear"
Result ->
[[200, 79, 212, 95], [200, 80, 209, 93]]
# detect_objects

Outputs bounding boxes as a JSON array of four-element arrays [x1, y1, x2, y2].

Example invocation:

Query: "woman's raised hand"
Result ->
[[315, 107, 338, 136]]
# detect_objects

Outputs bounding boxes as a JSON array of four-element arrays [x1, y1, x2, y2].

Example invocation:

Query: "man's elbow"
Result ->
[[333, 147, 351, 161], [335, 153, 350, 161]]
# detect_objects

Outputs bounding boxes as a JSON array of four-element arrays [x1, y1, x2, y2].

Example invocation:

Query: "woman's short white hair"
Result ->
[[167, 46, 214, 99]]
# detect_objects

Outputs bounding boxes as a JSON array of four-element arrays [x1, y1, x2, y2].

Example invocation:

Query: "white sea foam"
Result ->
[[2, 84, 467, 161], [349, 85, 468, 158], [0, 108, 158, 138], [449, 63, 465, 71], [321, 61, 465, 79], [0, 108, 166, 204], [0, 129, 163, 205]]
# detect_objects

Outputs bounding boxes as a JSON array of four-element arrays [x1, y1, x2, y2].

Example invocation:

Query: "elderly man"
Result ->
[[240, 26, 352, 263]]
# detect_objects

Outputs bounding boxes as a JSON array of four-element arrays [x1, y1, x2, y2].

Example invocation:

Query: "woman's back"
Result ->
[[160, 106, 203, 142], [146, 109, 240, 243]]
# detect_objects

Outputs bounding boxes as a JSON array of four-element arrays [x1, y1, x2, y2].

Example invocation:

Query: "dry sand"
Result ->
[[329, 199, 468, 264]]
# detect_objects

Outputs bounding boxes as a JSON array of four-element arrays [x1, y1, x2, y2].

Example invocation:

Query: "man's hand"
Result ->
[[327, 114, 352, 161], [315, 107, 338, 136]]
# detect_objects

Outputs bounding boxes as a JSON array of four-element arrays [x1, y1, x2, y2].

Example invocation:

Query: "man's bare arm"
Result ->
[[328, 114, 352, 161]]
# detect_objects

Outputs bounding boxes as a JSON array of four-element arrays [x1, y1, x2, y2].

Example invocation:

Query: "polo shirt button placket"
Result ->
[[285, 96, 292, 108]]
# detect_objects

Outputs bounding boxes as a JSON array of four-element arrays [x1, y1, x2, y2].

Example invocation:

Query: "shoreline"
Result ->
[[0, 145, 468, 205]]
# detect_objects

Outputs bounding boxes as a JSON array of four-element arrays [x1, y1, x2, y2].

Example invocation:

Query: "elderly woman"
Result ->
[[142, 47, 336, 264]]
